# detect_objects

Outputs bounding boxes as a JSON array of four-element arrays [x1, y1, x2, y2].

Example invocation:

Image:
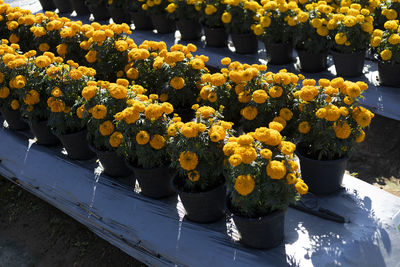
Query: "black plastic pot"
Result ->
[[173, 178, 226, 223], [57, 129, 95, 160], [130, 11, 153, 31], [230, 205, 285, 249], [38, 0, 56, 11], [69, 0, 90, 16], [87, 3, 111, 21], [378, 62, 400, 87], [53, 0, 73, 13], [0, 107, 29, 131], [108, 5, 131, 24], [231, 33, 258, 54], [297, 49, 328, 73], [295, 144, 349, 195], [29, 120, 60, 146], [331, 50, 365, 77], [151, 15, 176, 34], [265, 42, 293, 65], [127, 163, 176, 199], [176, 19, 202, 40], [90, 145, 132, 177], [204, 26, 227, 47]]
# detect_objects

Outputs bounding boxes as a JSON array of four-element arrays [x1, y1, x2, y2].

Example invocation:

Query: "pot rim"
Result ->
[[88, 141, 116, 155], [126, 160, 172, 172], [330, 48, 366, 56], [226, 199, 285, 222], [295, 143, 350, 163], [171, 175, 225, 195], [53, 127, 87, 138]]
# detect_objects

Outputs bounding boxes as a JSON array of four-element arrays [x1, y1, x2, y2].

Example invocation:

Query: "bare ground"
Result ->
[[0, 113, 399, 266]]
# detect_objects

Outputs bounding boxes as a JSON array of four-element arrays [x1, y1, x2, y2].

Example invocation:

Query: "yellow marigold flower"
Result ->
[[69, 69, 83, 80], [161, 102, 173, 114], [168, 124, 178, 136], [241, 106, 258, 120], [273, 116, 287, 128], [355, 129, 365, 143], [298, 121, 310, 134], [76, 105, 86, 119], [39, 43, 50, 52], [181, 122, 199, 138], [254, 127, 282, 146], [288, 160, 299, 171], [35, 55, 52, 68], [299, 85, 319, 101], [235, 146, 257, 164], [295, 179, 308, 195], [311, 18, 322, 28], [237, 135, 254, 145], [210, 73, 226, 86], [325, 105, 340, 122], [384, 20, 398, 30], [188, 170, 200, 182], [136, 130, 150, 145], [316, 108, 326, 119], [353, 108, 372, 127], [90, 104, 107, 119], [82, 85, 97, 100], [381, 49, 392, 61], [115, 40, 128, 52], [189, 58, 205, 70], [56, 43, 67, 56], [99, 120, 115, 136], [109, 131, 123, 148], [179, 151, 198, 171], [51, 87, 62, 97], [221, 57, 231, 65], [108, 83, 128, 99], [234, 175, 255, 196], [335, 33, 347, 45], [269, 85, 283, 98], [0, 86, 10, 98], [346, 82, 361, 98], [286, 173, 297, 185], [49, 99, 65, 113], [9, 34, 19, 44], [268, 121, 284, 132], [267, 160, 286, 180], [260, 148, 272, 160], [24, 90, 40, 105], [209, 125, 225, 142], [150, 134, 166, 150], [197, 106, 215, 119], [223, 141, 238, 156], [170, 76, 185, 90], [229, 154, 243, 166], [10, 99, 20, 110], [344, 96, 354, 105], [85, 50, 97, 63], [333, 121, 351, 139], [221, 12, 232, 23], [252, 89, 268, 104], [160, 93, 168, 102], [280, 141, 296, 155], [253, 24, 263, 35], [279, 108, 293, 121]]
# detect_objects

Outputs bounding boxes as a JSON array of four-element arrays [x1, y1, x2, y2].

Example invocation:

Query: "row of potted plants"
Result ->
[[0, 37, 373, 248]]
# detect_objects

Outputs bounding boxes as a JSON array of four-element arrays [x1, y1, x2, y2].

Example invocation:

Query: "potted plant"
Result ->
[[257, 0, 297, 64], [38, 0, 56, 11], [157, 44, 208, 121], [85, 0, 110, 21], [224, 129, 308, 249], [295, 77, 374, 194], [107, 0, 131, 24], [0, 43, 30, 130], [166, 0, 203, 40], [143, 0, 176, 34], [371, 21, 400, 87], [127, 0, 154, 30], [14, 52, 61, 146], [293, 2, 333, 72], [83, 24, 133, 81], [46, 61, 97, 160], [84, 79, 134, 180], [373, 1, 399, 30], [200, 0, 228, 47], [168, 106, 231, 222], [329, 6, 373, 77], [117, 95, 176, 198], [222, 0, 261, 54]]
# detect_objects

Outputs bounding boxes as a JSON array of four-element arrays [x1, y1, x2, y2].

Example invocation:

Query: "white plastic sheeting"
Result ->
[[1, 124, 400, 266]]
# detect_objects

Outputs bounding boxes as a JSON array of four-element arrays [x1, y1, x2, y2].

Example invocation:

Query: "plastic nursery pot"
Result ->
[[378, 61, 400, 87], [265, 42, 293, 65], [89, 144, 132, 178], [57, 129, 95, 160], [295, 144, 349, 195], [107, 5, 131, 24], [151, 15, 176, 34], [172, 177, 226, 223], [331, 50, 365, 77], [130, 11, 153, 31], [204, 26, 228, 48], [38, 0, 56, 11], [69, 0, 90, 16], [29, 120, 60, 146], [127, 163, 176, 199], [231, 33, 258, 54], [176, 19, 202, 41], [228, 202, 286, 249], [297, 49, 328, 73], [52, 0, 73, 13], [0, 107, 29, 131], [87, 3, 111, 21]]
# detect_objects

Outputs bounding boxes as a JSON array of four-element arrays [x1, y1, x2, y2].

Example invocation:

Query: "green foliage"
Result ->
[[200, 0, 227, 28], [166, 0, 202, 21], [223, 1, 259, 34]]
